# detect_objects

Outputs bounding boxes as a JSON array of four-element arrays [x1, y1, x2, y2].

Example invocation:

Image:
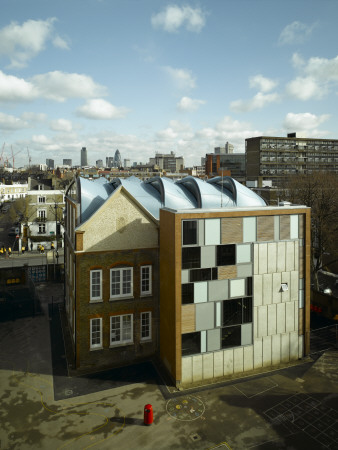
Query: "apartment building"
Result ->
[[246, 134, 338, 187]]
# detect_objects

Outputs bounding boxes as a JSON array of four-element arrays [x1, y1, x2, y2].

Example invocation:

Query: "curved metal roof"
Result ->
[[76, 175, 266, 224]]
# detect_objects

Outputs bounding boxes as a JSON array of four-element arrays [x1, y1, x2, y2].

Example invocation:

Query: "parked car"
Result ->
[[8, 227, 20, 236]]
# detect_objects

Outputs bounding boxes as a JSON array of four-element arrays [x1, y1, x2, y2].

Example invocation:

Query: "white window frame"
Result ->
[[140, 311, 152, 341], [110, 267, 133, 299], [90, 269, 102, 302], [38, 209, 46, 219], [140, 265, 152, 296], [38, 223, 46, 234], [90, 317, 102, 349], [110, 314, 133, 346], [38, 196, 46, 203]]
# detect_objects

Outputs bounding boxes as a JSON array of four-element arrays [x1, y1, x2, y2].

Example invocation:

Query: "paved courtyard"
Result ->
[[0, 282, 337, 449]]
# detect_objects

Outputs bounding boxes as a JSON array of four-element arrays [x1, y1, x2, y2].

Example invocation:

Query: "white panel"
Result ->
[[205, 218, 220, 245], [276, 303, 286, 334], [267, 243, 277, 273], [272, 273, 282, 303], [202, 353, 213, 379], [215, 302, 221, 327], [253, 243, 259, 275], [230, 279, 245, 297], [181, 357, 192, 384], [294, 300, 299, 332], [243, 345, 254, 372], [262, 273, 273, 305], [290, 215, 299, 239], [192, 355, 203, 382], [223, 348, 234, 375], [277, 242, 286, 272], [299, 290, 304, 308], [274, 215, 280, 241], [201, 245, 216, 268], [294, 242, 299, 270], [201, 330, 207, 352], [262, 335, 272, 367], [281, 272, 291, 303], [271, 334, 281, 365], [290, 331, 299, 361], [267, 304, 277, 335], [194, 282, 208, 303], [285, 301, 295, 333], [243, 216, 256, 242], [181, 270, 189, 284], [286, 241, 295, 272], [298, 335, 304, 359], [237, 244, 252, 263], [253, 306, 258, 338], [234, 347, 244, 373], [253, 274, 263, 306], [258, 243, 268, 274], [290, 271, 298, 301], [254, 338, 263, 368], [213, 350, 224, 378], [257, 305, 268, 337], [281, 334, 290, 363]]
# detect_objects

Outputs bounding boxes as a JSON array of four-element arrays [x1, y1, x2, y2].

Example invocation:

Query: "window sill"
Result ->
[[90, 346, 103, 351], [140, 293, 152, 298], [140, 338, 152, 343], [89, 299, 103, 303], [109, 342, 133, 348], [109, 296, 134, 301]]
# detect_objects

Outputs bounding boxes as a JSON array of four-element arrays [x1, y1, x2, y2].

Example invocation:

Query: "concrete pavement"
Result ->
[[0, 282, 337, 449]]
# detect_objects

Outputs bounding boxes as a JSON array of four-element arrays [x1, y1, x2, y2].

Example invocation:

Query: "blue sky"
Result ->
[[1, 0, 338, 168]]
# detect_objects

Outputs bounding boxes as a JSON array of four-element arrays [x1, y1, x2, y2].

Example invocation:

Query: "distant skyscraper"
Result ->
[[96, 159, 103, 167], [63, 159, 72, 166], [106, 156, 114, 168], [114, 149, 122, 168], [46, 158, 54, 169], [81, 147, 88, 166], [124, 159, 130, 168]]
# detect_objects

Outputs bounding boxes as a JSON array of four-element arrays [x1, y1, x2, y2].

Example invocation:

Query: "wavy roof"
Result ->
[[76, 175, 266, 223]]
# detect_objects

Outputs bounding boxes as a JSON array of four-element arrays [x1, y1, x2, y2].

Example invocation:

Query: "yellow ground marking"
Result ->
[[206, 441, 232, 449], [10, 367, 126, 449]]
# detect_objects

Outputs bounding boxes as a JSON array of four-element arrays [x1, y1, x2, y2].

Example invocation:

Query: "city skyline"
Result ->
[[1, 0, 338, 168]]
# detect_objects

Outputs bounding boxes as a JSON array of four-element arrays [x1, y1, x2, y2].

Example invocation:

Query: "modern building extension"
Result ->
[[246, 133, 338, 187], [64, 175, 310, 387]]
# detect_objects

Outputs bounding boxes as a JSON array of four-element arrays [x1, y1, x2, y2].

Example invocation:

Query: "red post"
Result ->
[[144, 404, 153, 425]]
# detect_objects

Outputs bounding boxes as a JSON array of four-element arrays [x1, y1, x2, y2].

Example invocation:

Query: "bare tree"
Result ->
[[282, 172, 338, 289]]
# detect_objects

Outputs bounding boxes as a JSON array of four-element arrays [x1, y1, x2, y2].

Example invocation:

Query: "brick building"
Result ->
[[65, 175, 311, 386]]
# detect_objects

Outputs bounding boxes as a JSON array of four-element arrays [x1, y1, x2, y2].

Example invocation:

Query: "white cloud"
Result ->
[[164, 66, 196, 90], [249, 75, 278, 93], [151, 5, 206, 33], [0, 112, 28, 130], [0, 70, 107, 103], [76, 99, 129, 120], [177, 96, 205, 111], [286, 76, 324, 100], [279, 21, 316, 45], [0, 71, 36, 102], [21, 112, 47, 122], [50, 118, 73, 132], [156, 120, 193, 141], [0, 18, 69, 68], [230, 92, 280, 112], [32, 71, 107, 102], [52, 35, 70, 50], [283, 112, 330, 131], [303, 55, 338, 82]]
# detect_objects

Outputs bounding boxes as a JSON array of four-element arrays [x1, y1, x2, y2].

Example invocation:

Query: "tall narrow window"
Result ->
[[38, 223, 46, 233], [110, 267, 133, 298], [110, 314, 133, 345], [140, 312, 152, 341], [90, 318, 102, 349], [90, 269, 102, 301], [182, 220, 198, 245], [141, 265, 152, 295]]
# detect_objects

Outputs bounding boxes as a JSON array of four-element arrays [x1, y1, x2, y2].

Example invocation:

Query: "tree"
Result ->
[[281, 172, 338, 290]]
